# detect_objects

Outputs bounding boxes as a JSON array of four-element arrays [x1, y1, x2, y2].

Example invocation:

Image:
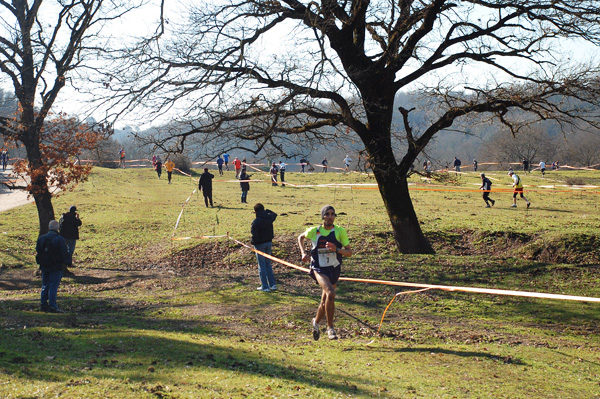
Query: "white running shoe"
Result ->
[[269, 285, 277, 291], [510, 204, 517, 208], [327, 327, 338, 340], [257, 287, 270, 292]]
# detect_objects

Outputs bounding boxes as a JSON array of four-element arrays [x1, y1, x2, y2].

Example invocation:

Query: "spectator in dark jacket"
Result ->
[[37, 220, 71, 313], [239, 167, 251, 203], [60, 206, 82, 265], [251, 203, 277, 292], [198, 168, 214, 207]]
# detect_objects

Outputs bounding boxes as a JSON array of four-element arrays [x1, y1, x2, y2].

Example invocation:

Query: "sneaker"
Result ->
[[526, 202, 531, 209], [256, 287, 270, 292], [47, 307, 64, 313], [327, 327, 338, 340], [491, 200, 495, 206], [312, 318, 320, 341], [510, 204, 517, 208], [40, 304, 48, 312], [485, 204, 491, 208], [269, 285, 277, 291]]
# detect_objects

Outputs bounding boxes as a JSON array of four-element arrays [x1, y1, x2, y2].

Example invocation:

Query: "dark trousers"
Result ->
[[203, 191, 213, 207], [280, 171, 285, 186], [483, 191, 494, 205], [41, 269, 63, 310]]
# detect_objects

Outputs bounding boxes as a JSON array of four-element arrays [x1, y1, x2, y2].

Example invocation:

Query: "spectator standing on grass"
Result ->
[[473, 159, 478, 171], [239, 167, 251, 203], [479, 174, 495, 208], [216, 155, 224, 175], [119, 148, 125, 168], [297, 205, 352, 341], [522, 158, 529, 174], [251, 203, 277, 292], [155, 156, 162, 179], [198, 167, 215, 207], [1, 149, 8, 171], [37, 220, 71, 313], [164, 158, 175, 184], [233, 157, 242, 179], [300, 157, 307, 173], [509, 170, 530, 209], [279, 161, 286, 187], [453, 157, 462, 174], [270, 162, 278, 186], [59, 206, 81, 276], [322, 158, 328, 173]]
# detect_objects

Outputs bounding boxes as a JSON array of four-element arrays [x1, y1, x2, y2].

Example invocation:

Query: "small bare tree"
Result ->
[[0, 0, 143, 234], [109, 0, 600, 253], [480, 125, 559, 166]]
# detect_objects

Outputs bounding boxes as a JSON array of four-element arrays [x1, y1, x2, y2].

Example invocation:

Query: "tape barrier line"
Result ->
[[171, 188, 197, 239], [339, 276, 600, 302], [229, 236, 310, 273], [375, 288, 432, 336], [228, 235, 600, 303], [172, 235, 228, 241]]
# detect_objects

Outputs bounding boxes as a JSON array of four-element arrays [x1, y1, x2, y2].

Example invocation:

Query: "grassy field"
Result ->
[[1, 166, 600, 398]]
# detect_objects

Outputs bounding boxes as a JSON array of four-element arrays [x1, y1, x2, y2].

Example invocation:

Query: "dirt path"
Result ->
[[0, 166, 33, 213]]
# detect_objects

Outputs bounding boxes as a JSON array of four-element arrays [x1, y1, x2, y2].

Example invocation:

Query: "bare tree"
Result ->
[[562, 129, 600, 166], [0, 0, 142, 234], [110, 0, 600, 253], [480, 124, 559, 166]]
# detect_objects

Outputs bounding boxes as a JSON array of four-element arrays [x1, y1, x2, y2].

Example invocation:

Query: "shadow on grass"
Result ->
[[357, 346, 528, 365], [0, 298, 371, 396]]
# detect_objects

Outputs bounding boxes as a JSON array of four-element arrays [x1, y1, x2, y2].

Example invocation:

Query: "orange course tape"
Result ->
[[228, 235, 600, 303]]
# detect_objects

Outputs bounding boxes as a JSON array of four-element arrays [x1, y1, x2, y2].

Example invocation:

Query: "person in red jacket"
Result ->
[[233, 157, 242, 178]]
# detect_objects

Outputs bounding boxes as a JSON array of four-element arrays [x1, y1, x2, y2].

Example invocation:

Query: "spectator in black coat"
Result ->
[[199, 168, 214, 207], [60, 205, 81, 275], [251, 203, 277, 291], [37, 220, 71, 312], [239, 168, 251, 203]]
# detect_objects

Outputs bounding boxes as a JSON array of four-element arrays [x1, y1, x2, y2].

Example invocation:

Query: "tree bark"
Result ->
[[22, 123, 55, 236], [371, 160, 435, 254], [32, 189, 55, 236]]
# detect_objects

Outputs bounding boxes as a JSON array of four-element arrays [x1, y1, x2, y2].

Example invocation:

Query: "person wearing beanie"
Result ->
[[297, 205, 352, 341], [198, 167, 215, 207], [59, 205, 82, 275], [508, 170, 530, 208]]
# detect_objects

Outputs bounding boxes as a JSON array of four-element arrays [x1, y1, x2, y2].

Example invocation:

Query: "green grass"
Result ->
[[1, 166, 600, 398]]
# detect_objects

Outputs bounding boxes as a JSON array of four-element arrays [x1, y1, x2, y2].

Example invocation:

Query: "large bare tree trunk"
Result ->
[[32, 189, 55, 236], [372, 164, 434, 254], [23, 123, 55, 236]]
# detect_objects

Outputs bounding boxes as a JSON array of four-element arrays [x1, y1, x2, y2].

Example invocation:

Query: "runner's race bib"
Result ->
[[317, 248, 340, 267]]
